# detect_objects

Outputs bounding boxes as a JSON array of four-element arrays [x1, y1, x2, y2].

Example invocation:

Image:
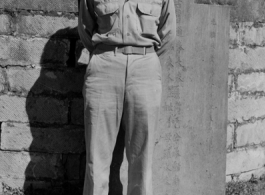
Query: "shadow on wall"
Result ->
[[22, 28, 125, 195]]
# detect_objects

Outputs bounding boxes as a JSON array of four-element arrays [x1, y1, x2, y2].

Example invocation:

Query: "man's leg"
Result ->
[[83, 50, 127, 195], [123, 53, 162, 195]]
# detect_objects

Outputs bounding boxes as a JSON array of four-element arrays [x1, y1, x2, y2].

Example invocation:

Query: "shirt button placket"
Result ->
[[123, 3, 130, 43], [126, 15, 130, 38]]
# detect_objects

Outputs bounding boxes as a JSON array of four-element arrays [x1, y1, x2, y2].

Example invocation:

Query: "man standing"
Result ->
[[78, 0, 176, 195]]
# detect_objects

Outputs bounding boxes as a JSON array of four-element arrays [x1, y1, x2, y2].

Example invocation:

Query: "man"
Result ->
[[78, 0, 176, 195]]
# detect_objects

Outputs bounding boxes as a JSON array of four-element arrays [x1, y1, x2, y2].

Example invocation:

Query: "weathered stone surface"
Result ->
[[0, 178, 50, 194], [228, 93, 265, 122], [71, 98, 84, 125], [238, 72, 265, 92], [153, 4, 229, 195], [226, 167, 265, 182], [0, 36, 69, 66], [6, 67, 85, 95], [230, 0, 265, 22], [227, 124, 234, 151], [0, 122, 85, 153], [16, 15, 78, 37], [229, 47, 265, 70], [196, 0, 236, 6], [236, 120, 265, 147], [0, 0, 78, 12], [63, 154, 82, 180], [237, 167, 265, 181], [228, 74, 234, 94], [230, 22, 265, 47], [226, 147, 265, 176], [229, 24, 238, 44], [0, 68, 7, 93], [0, 151, 63, 180], [0, 95, 68, 124], [0, 14, 12, 34]]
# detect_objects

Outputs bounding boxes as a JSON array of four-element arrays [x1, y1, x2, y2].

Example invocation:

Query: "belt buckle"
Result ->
[[123, 46, 132, 54]]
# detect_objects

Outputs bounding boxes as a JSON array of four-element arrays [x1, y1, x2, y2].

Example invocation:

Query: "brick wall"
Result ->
[[0, 0, 264, 193], [0, 0, 87, 194], [226, 0, 265, 182]]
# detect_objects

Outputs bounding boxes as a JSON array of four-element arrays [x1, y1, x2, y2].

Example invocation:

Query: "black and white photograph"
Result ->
[[0, 0, 264, 195]]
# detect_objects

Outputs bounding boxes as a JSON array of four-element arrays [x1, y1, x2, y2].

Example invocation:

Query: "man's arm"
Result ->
[[78, 0, 96, 53], [156, 0, 176, 56]]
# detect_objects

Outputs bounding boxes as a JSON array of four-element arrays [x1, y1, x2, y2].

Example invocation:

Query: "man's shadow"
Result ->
[[23, 27, 125, 195]]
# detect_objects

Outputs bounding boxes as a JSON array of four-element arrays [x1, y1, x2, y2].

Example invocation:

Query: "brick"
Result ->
[[0, 14, 12, 34], [236, 120, 265, 147], [226, 146, 265, 176], [0, 178, 26, 193], [227, 124, 234, 151], [229, 47, 265, 70], [226, 167, 265, 182], [228, 93, 265, 122], [6, 67, 85, 95], [0, 36, 69, 66], [0, 0, 78, 12], [238, 72, 265, 93], [230, 0, 265, 22], [234, 22, 265, 46], [63, 154, 82, 180], [0, 122, 85, 153], [16, 15, 78, 37], [0, 151, 63, 180], [237, 167, 265, 181], [0, 68, 7, 93], [71, 98, 84, 125], [0, 95, 68, 124]]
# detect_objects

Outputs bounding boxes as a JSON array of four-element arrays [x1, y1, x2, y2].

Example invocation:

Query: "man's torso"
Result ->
[[91, 0, 164, 47]]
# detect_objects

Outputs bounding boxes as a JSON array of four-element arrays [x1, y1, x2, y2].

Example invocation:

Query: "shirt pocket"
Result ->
[[137, 2, 161, 34], [94, 2, 120, 34]]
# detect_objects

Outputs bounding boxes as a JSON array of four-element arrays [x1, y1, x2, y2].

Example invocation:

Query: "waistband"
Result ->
[[96, 44, 155, 55]]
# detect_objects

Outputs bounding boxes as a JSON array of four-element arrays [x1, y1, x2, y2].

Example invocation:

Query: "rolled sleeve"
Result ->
[[156, 0, 176, 56], [78, 0, 96, 53]]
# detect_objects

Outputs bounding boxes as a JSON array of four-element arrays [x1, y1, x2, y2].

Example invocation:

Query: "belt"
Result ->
[[96, 44, 155, 55]]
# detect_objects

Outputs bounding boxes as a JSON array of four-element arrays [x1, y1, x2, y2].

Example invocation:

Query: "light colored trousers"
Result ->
[[83, 48, 162, 195]]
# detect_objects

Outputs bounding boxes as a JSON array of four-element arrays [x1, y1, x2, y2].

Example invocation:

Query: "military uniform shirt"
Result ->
[[78, 0, 176, 56]]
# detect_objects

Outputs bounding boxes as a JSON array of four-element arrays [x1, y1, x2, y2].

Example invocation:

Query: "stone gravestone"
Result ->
[[153, 2, 230, 195], [119, 1, 230, 195]]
